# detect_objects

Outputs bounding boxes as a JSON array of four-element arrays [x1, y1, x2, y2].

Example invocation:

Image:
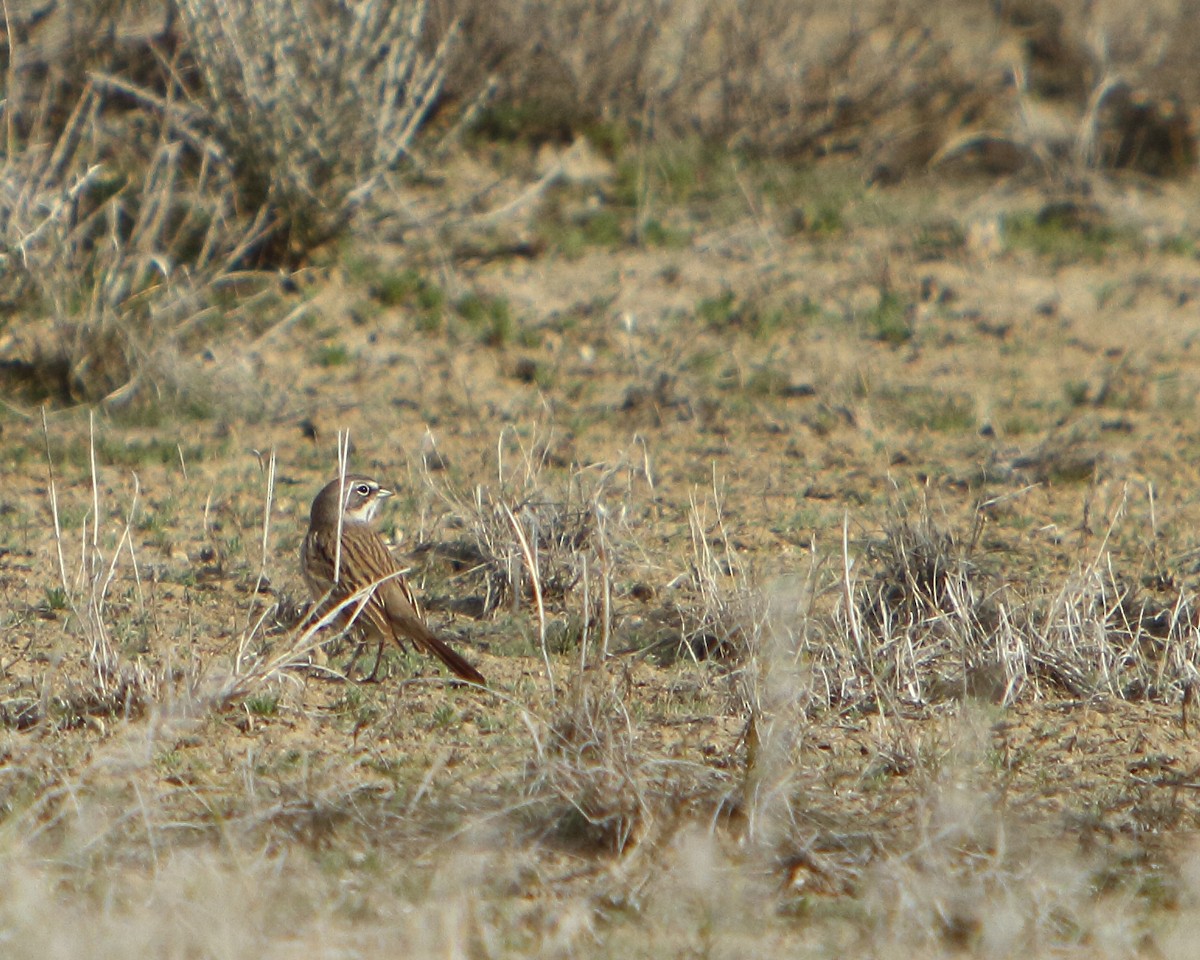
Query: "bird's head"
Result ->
[[311, 474, 393, 526]]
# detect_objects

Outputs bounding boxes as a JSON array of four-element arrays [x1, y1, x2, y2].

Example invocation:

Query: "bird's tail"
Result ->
[[422, 632, 486, 685], [384, 599, 487, 685]]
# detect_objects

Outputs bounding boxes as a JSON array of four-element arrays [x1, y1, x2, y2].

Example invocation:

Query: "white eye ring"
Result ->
[[355, 483, 371, 496]]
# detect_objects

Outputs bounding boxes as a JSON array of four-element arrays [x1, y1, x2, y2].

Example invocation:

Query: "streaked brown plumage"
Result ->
[[300, 474, 485, 685]]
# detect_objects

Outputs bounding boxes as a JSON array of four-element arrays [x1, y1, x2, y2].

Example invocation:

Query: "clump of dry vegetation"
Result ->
[[176, 0, 457, 255], [444, 0, 1198, 178], [2, 0, 458, 405], [0, 78, 264, 404]]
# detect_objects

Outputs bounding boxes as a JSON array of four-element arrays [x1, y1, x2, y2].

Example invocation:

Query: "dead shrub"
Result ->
[[0, 78, 272, 405], [865, 497, 986, 629], [175, 0, 458, 257], [525, 662, 651, 853], [437, 0, 670, 143], [419, 433, 616, 624], [440, 0, 1200, 180]]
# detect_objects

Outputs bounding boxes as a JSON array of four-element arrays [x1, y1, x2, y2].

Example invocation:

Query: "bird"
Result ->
[[300, 474, 485, 685]]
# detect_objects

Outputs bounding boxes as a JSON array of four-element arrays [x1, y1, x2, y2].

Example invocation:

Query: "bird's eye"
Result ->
[[355, 483, 371, 496]]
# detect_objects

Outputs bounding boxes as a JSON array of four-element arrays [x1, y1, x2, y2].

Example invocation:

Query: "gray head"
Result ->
[[309, 474, 393, 527]]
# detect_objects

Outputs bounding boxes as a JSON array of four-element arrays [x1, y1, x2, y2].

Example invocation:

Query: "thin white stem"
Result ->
[[333, 430, 351, 584], [503, 502, 552, 699]]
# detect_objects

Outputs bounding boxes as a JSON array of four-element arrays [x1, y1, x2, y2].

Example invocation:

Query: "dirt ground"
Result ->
[[5, 147, 1200, 955]]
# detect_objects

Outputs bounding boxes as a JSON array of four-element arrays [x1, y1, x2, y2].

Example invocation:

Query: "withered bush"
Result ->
[[176, 0, 458, 256]]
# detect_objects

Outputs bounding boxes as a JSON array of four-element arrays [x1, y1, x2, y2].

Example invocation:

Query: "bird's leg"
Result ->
[[341, 639, 369, 681], [363, 640, 388, 683]]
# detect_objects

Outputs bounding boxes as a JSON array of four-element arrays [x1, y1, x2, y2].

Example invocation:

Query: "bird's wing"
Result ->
[[318, 528, 485, 685]]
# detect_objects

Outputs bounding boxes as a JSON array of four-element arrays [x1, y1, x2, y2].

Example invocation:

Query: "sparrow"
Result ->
[[300, 474, 485, 685]]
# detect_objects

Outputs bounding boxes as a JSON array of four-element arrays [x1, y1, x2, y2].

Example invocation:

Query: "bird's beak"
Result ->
[[378, 486, 394, 499]]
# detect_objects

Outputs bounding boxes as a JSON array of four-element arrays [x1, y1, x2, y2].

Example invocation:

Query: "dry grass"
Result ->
[[1, 0, 458, 404], [0, 79, 276, 405], [6, 0, 1200, 956], [5, 375, 1200, 955]]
